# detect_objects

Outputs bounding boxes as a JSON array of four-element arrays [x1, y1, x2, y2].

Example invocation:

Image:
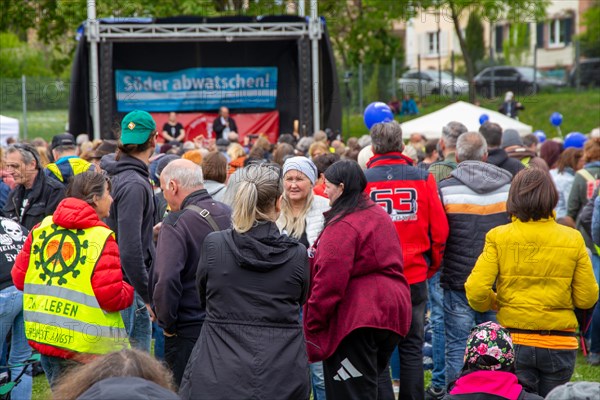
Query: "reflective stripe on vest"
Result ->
[[46, 158, 94, 183], [23, 216, 129, 354]]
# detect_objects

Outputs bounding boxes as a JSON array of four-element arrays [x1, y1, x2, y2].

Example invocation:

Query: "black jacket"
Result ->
[[150, 189, 231, 337], [105, 155, 156, 303], [179, 222, 310, 400], [2, 171, 65, 231], [487, 148, 525, 178], [212, 116, 238, 138]]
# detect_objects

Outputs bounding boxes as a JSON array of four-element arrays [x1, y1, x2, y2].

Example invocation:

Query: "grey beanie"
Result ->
[[545, 382, 600, 400], [283, 156, 318, 185], [501, 129, 523, 149]]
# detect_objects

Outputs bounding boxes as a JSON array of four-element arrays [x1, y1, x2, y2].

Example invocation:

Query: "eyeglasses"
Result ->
[[9, 143, 42, 170]]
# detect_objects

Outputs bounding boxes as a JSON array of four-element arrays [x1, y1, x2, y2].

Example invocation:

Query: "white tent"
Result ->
[[400, 101, 532, 139], [0, 115, 19, 146]]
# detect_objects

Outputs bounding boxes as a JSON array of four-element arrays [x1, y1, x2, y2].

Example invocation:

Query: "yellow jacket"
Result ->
[[465, 217, 599, 332]]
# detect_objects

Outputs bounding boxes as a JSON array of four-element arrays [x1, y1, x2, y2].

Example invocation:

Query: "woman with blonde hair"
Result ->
[[226, 142, 246, 177], [179, 164, 310, 400], [52, 349, 177, 400], [276, 156, 329, 399]]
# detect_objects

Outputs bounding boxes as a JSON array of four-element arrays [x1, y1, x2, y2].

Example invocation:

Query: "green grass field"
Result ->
[[3, 89, 599, 144]]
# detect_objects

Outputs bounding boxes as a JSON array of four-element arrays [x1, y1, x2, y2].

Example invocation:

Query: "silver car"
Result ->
[[398, 70, 469, 96]]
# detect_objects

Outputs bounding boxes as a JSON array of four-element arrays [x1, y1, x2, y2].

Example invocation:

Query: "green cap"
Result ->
[[120, 110, 156, 145]]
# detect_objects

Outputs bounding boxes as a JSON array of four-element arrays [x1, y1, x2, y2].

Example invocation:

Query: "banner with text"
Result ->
[[115, 67, 278, 112]]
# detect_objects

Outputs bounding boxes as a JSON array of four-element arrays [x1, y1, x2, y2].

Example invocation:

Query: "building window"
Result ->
[[428, 32, 439, 55], [549, 19, 565, 47]]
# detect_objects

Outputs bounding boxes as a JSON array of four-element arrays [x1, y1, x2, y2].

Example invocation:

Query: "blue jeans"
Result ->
[[590, 254, 600, 353], [427, 272, 445, 389], [443, 289, 496, 385], [310, 361, 326, 400], [0, 286, 32, 400], [120, 292, 151, 353], [152, 321, 165, 360], [514, 345, 576, 397], [39, 355, 79, 388]]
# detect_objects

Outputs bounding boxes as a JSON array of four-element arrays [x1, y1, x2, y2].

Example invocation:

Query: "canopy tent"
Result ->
[[0, 115, 19, 146], [400, 101, 532, 139]]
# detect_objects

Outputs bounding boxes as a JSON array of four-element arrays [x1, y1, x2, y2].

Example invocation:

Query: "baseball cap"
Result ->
[[51, 133, 76, 150], [121, 110, 156, 145]]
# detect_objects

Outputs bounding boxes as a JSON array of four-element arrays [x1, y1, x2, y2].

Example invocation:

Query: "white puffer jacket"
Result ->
[[305, 195, 330, 246]]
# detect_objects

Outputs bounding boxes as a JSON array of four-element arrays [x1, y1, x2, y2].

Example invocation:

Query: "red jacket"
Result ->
[[304, 202, 412, 362], [365, 152, 449, 284], [12, 197, 134, 360]]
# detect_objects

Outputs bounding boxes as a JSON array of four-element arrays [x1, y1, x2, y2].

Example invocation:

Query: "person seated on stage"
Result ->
[[161, 112, 186, 144], [400, 94, 419, 116], [212, 107, 238, 141]]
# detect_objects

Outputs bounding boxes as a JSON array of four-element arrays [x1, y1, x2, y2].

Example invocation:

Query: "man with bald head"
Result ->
[[212, 106, 238, 140], [150, 159, 231, 386]]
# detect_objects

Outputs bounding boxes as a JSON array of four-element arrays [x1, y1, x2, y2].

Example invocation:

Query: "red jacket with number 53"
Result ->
[[364, 152, 449, 284]]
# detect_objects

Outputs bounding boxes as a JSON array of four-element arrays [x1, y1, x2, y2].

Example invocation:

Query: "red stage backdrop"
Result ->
[[151, 111, 279, 144]]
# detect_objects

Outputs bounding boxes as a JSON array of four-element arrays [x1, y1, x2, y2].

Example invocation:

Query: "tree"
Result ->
[[503, 23, 530, 65], [465, 12, 484, 71], [415, 0, 548, 102], [0, 0, 293, 75], [319, 0, 404, 71], [578, 2, 600, 58]]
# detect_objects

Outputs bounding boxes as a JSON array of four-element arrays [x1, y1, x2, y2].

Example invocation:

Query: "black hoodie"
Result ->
[[487, 148, 525, 178], [105, 154, 156, 303], [179, 221, 310, 400]]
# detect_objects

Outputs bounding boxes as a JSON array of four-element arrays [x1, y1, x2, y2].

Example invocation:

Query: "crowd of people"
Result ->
[[0, 109, 599, 400]]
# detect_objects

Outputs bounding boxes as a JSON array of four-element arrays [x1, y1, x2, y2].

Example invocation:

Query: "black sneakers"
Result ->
[[425, 385, 446, 400]]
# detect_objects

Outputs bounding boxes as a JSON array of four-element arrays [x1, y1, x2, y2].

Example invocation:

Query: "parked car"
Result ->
[[569, 58, 600, 87], [474, 66, 565, 98], [398, 70, 469, 96]]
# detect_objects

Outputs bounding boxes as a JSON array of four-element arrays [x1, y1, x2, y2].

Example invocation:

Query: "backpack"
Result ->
[[575, 169, 600, 241]]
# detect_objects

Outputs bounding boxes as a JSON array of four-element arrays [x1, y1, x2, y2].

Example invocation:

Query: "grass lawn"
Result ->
[[2, 109, 68, 143], [342, 89, 600, 140]]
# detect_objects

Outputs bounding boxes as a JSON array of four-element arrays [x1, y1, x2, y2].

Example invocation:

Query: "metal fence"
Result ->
[[0, 77, 70, 112]]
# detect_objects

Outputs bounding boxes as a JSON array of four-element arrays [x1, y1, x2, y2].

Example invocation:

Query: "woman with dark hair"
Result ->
[[179, 164, 310, 400], [466, 168, 599, 397], [445, 322, 543, 400], [550, 147, 583, 220], [304, 159, 412, 399], [12, 171, 134, 387]]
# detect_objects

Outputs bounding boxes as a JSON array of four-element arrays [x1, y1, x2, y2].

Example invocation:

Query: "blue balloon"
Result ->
[[533, 130, 546, 143], [550, 112, 563, 127], [364, 102, 394, 130], [564, 132, 587, 149], [479, 114, 490, 125]]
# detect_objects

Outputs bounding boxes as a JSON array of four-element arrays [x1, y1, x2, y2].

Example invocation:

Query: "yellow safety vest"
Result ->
[[23, 216, 129, 354], [46, 157, 94, 183]]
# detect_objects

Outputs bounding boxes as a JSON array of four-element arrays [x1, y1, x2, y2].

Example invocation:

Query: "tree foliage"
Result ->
[[319, 0, 406, 69], [503, 23, 530, 65], [414, 0, 548, 101], [465, 12, 484, 70], [578, 2, 600, 58]]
